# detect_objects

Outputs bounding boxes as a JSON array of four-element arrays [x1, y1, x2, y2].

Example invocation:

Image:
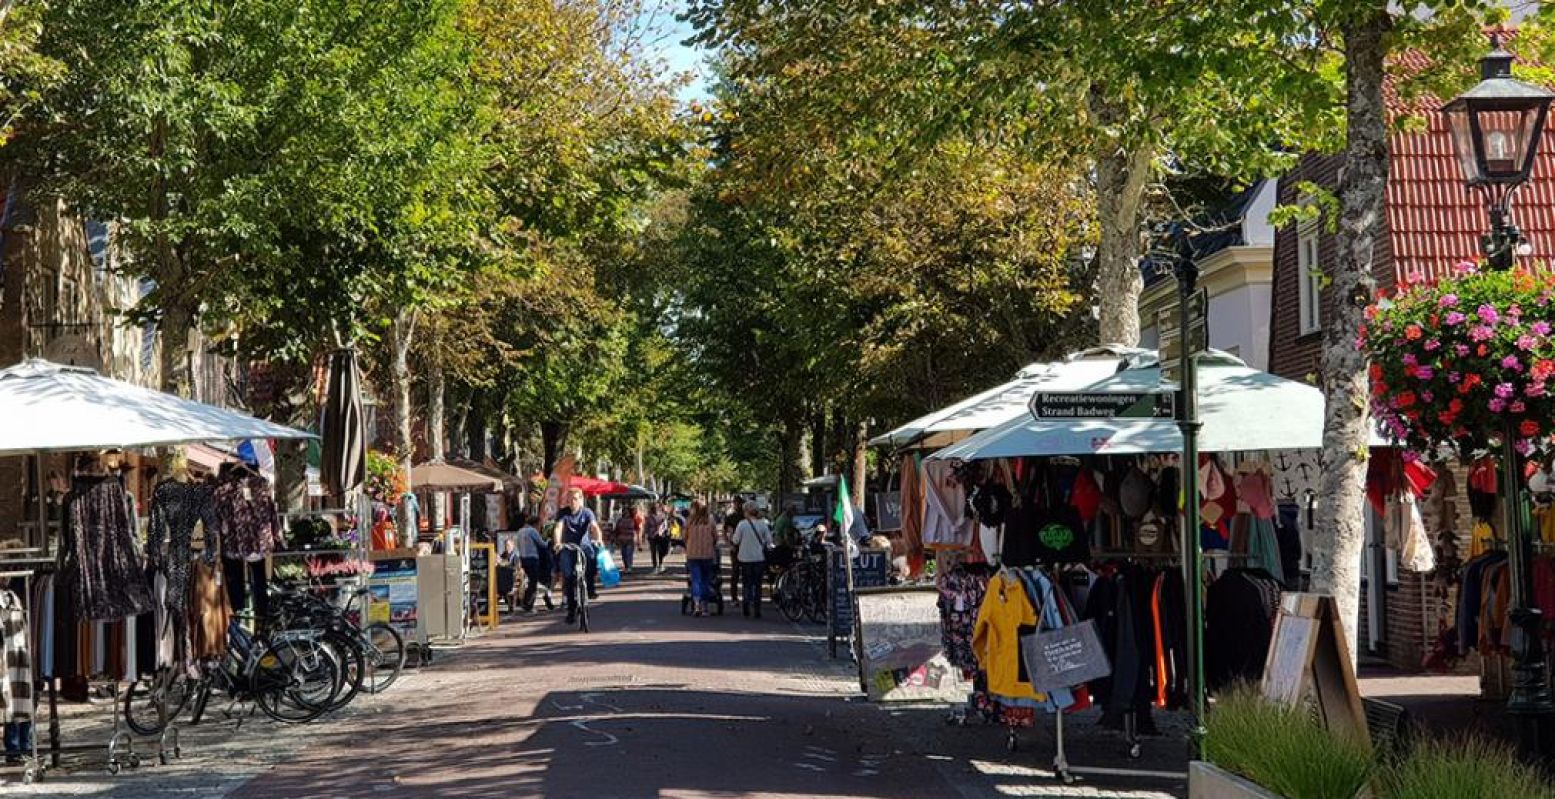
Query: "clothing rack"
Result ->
[[0, 567, 42, 784]]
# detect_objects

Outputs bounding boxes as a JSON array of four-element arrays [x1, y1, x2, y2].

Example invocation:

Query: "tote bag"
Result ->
[[1020, 619, 1112, 693]]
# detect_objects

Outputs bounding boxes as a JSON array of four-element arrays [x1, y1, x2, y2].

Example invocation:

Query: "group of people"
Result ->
[[606, 502, 678, 574]]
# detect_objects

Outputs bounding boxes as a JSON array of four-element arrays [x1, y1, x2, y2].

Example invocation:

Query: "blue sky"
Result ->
[[642, 1, 711, 104]]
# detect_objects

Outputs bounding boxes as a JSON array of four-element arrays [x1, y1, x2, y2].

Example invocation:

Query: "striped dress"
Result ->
[[0, 589, 32, 722]]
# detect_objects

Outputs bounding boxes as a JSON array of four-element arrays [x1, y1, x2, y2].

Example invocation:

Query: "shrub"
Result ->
[[1380, 735, 1555, 799], [1204, 685, 1374, 799]]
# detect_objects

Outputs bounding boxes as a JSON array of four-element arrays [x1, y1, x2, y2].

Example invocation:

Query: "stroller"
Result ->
[[680, 555, 726, 616]]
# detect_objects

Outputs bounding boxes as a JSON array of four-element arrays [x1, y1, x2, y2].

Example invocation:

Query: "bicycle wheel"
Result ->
[[322, 629, 365, 711], [576, 576, 590, 633], [123, 670, 193, 735], [253, 637, 340, 724], [776, 571, 804, 622], [362, 623, 406, 694], [804, 568, 828, 624]]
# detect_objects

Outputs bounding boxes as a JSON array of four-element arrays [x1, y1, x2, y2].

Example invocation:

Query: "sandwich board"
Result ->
[[1261, 593, 1370, 744]]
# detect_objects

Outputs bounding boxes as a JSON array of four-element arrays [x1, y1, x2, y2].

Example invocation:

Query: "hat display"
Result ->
[[1071, 468, 1103, 524], [1119, 466, 1154, 520]]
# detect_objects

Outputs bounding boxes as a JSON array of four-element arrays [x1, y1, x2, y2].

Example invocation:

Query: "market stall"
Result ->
[[0, 359, 314, 781], [877, 350, 1331, 780]]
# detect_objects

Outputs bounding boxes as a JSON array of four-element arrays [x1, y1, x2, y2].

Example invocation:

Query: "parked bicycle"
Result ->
[[270, 584, 407, 706], [774, 532, 829, 624], [124, 616, 343, 734]]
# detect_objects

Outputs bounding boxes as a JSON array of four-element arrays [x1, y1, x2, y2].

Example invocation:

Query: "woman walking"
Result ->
[[732, 501, 773, 618], [683, 501, 719, 616], [612, 505, 643, 573], [645, 504, 671, 573]]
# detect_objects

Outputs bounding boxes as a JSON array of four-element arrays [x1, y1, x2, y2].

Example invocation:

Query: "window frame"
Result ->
[[1296, 220, 1322, 335]]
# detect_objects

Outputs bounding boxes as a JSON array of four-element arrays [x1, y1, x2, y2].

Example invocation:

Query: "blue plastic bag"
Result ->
[[597, 546, 621, 588]]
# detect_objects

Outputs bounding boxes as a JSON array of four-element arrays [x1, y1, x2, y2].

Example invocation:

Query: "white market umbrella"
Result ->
[[868, 346, 1146, 450], [0, 359, 314, 456], [930, 351, 1325, 460]]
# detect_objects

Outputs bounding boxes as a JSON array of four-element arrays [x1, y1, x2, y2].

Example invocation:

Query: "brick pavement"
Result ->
[[4, 558, 1192, 798]]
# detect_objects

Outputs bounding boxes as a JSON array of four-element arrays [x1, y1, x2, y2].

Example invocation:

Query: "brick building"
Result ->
[[1267, 49, 1555, 671]]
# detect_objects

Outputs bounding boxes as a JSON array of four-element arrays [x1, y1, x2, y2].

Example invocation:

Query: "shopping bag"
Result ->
[[1020, 619, 1112, 693], [597, 547, 622, 588]]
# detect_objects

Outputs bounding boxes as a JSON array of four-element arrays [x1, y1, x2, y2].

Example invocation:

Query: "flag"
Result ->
[[539, 455, 575, 527], [834, 475, 855, 539]]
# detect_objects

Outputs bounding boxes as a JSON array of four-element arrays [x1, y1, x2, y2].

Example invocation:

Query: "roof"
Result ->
[[1141, 180, 1273, 288], [1383, 39, 1555, 283]]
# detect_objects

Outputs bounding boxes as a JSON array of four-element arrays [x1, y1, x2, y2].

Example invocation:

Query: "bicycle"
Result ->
[[124, 617, 343, 732], [559, 542, 591, 632], [775, 534, 830, 624], [270, 584, 407, 705]]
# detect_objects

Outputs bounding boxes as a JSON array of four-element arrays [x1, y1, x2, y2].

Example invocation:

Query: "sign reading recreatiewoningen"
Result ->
[[1029, 391, 1176, 421]]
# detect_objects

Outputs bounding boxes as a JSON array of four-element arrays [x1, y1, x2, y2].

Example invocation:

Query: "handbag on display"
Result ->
[[1020, 618, 1113, 693]]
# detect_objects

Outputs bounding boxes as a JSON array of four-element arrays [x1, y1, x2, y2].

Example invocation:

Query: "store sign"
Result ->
[[827, 547, 890, 658], [1029, 391, 1175, 421]]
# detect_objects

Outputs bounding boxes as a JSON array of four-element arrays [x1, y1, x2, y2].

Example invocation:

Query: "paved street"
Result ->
[[9, 560, 1191, 798]]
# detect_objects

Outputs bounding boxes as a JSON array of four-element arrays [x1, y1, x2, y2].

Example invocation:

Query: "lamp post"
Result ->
[[1443, 33, 1555, 760]]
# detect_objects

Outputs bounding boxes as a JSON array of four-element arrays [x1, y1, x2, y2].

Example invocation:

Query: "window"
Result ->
[[1297, 222, 1322, 334]]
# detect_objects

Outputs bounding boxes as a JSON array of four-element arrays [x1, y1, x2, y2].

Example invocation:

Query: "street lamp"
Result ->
[[1444, 32, 1555, 760], [1443, 33, 1553, 269]]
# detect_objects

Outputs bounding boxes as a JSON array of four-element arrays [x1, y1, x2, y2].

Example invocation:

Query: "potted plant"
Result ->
[[1194, 686, 1373, 799]]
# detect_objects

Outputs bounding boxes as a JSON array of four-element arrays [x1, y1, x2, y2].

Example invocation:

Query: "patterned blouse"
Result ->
[[213, 471, 285, 558]]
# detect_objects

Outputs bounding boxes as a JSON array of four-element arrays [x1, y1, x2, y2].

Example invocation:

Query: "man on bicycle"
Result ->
[[554, 487, 604, 625]]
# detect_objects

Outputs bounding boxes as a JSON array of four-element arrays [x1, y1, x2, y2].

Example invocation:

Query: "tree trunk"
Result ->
[[1089, 90, 1154, 348], [541, 420, 569, 474], [158, 302, 195, 398], [778, 417, 804, 502], [810, 409, 828, 477], [428, 362, 447, 535], [1310, 5, 1390, 665], [390, 310, 417, 541]]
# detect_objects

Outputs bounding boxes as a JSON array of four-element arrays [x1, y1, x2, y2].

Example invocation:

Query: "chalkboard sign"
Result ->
[[1262, 593, 1368, 744], [874, 492, 902, 532], [855, 587, 970, 702], [827, 547, 890, 658], [468, 543, 498, 630]]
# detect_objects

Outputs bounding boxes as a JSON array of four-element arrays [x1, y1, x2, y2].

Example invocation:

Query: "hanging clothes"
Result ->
[[189, 559, 231, 660], [1204, 568, 1282, 691], [0, 589, 32, 724], [973, 572, 1040, 704], [213, 469, 284, 558], [937, 564, 990, 674], [146, 479, 218, 668], [58, 475, 154, 621], [900, 454, 926, 567], [923, 460, 971, 549]]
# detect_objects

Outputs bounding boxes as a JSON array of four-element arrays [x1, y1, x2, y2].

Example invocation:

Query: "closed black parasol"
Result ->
[[321, 349, 366, 499]]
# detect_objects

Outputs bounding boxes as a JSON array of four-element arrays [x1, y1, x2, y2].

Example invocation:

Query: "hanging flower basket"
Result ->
[[364, 449, 407, 506], [1363, 263, 1555, 456]]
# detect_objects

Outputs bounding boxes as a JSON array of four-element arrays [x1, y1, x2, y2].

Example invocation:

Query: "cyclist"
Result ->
[[553, 487, 604, 625]]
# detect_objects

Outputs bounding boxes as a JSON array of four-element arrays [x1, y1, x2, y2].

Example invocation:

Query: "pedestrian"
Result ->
[[500, 536, 522, 612], [517, 515, 554, 613], [724, 501, 744, 604], [553, 487, 603, 624], [613, 505, 641, 573], [645, 503, 671, 573], [732, 500, 773, 618], [683, 500, 719, 616]]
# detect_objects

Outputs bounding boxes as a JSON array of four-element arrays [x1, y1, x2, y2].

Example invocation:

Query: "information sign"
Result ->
[[1029, 391, 1175, 421], [827, 547, 889, 658]]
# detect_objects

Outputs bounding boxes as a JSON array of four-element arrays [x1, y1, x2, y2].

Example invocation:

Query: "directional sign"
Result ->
[[1162, 288, 1209, 384], [1029, 391, 1176, 421]]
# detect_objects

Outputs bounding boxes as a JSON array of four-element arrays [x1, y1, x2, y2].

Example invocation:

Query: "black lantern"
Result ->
[[1444, 35, 1554, 273], [1444, 35, 1553, 188]]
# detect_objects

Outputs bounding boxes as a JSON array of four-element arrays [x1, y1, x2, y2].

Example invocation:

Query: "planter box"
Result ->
[[1189, 761, 1284, 799]]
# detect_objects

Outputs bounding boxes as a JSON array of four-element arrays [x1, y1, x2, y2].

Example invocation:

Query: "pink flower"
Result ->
[[1454, 261, 1479, 275], [1417, 366, 1436, 380], [1471, 325, 1495, 342], [1496, 382, 1517, 399], [1444, 311, 1467, 326], [1477, 304, 1500, 325], [1508, 304, 1523, 321], [1535, 321, 1553, 336], [1518, 335, 1539, 351], [1421, 390, 1435, 403], [1425, 338, 1442, 351], [1512, 400, 1528, 413], [1455, 344, 1472, 357], [1402, 353, 1418, 367], [1503, 355, 1523, 371], [1529, 383, 1548, 398], [1439, 294, 1460, 308], [1517, 439, 1533, 456], [1491, 398, 1508, 412], [1448, 372, 1462, 384]]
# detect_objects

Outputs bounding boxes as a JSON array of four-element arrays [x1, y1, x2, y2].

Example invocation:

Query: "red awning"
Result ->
[[566, 475, 630, 497]]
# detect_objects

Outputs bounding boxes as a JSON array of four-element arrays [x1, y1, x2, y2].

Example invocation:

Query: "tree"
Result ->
[[685, 0, 1342, 347]]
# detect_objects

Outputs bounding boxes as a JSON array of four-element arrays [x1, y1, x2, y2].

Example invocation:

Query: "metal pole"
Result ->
[[1487, 210, 1555, 758], [1175, 240, 1207, 755]]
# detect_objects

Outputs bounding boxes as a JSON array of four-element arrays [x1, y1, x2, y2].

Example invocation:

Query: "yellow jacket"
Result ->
[[972, 572, 1039, 702]]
